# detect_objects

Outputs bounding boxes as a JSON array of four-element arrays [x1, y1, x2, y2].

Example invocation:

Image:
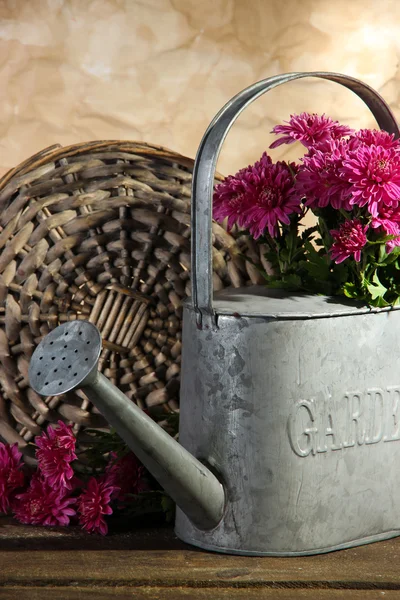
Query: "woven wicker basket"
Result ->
[[0, 140, 262, 461]]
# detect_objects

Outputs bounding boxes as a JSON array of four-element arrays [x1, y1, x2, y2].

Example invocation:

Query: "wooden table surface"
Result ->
[[1, 516, 400, 599]]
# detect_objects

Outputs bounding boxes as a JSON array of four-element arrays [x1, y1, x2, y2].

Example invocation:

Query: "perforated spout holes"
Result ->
[[28, 321, 102, 397]]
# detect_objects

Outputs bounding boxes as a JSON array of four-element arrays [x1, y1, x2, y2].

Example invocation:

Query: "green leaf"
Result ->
[[279, 248, 290, 262], [343, 282, 361, 299], [378, 243, 387, 264], [285, 227, 297, 251], [303, 241, 330, 281], [282, 274, 303, 289], [161, 494, 176, 523], [331, 263, 349, 287], [301, 226, 318, 241], [263, 276, 302, 290], [339, 209, 352, 220], [366, 271, 388, 301], [363, 245, 378, 259], [376, 244, 400, 266], [368, 295, 390, 308]]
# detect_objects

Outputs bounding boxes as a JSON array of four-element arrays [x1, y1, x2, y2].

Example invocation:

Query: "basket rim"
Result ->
[[0, 140, 224, 192]]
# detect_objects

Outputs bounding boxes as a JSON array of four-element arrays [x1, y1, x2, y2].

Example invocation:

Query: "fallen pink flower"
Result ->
[[35, 420, 77, 490], [13, 474, 76, 526], [77, 477, 118, 536], [0, 443, 24, 514], [106, 452, 148, 502]]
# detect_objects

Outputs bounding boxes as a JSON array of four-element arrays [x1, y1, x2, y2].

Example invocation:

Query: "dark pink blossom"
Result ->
[[0, 443, 24, 514], [35, 421, 77, 490], [213, 154, 300, 238], [351, 129, 400, 151], [270, 112, 353, 149], [386, 234, 400, 253], [213, 153, 273, 230], [340, 145, 400, 217], [371, 205, 400, 253], [243, 161, 301, 238], [296, 139, 352, 209], [13, 474, 76, 526], [77, 477, 118, 535], [329, 219, 369, 263], [371, 205, 400, 236], [106, 452, 148, 503]]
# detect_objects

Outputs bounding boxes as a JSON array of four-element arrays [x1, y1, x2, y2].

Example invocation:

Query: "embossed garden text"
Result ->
[[288, 386, 400, 457]]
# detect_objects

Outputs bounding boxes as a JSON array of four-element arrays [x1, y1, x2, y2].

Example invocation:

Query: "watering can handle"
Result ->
[[191, 72, 400, 329]]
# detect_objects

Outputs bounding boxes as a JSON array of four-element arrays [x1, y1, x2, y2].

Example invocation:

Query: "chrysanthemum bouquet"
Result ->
[[0, 421, 174, 534], [213, 113, 400, 307]]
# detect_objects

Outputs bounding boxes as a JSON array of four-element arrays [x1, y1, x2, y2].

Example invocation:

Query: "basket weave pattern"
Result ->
[[0, 141, 260, 460]]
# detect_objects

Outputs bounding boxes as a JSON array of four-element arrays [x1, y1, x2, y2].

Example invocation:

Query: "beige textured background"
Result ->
[[1, 0, 400, 179]]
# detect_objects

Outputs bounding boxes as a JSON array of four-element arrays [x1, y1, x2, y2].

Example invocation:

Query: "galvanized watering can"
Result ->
[[29, 72, 400, 556]]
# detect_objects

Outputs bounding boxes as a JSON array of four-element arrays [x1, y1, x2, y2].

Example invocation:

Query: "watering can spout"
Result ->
[[28, 321, 225, 531]]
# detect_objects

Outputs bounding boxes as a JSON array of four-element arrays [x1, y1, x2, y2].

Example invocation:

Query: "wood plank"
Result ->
[[1, 517, 400, 592], [2, 540, 400, 588], [0, 517, 179, 551], [0, 589, 396, 600]]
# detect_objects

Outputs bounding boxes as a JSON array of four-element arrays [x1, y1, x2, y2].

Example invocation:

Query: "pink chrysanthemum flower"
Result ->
[[270, 112, 353, 149], [371, 205, 400, 236], [386, 234, 400, 253], [213, 153, 273, 230], [0, 443, 24, 514], [35, 421, 77, 490], [106, 452, 148, 503], [371, 205, 400, 253], [213, 154, 300, 238], [351, 129, 400, 151], [13, 474, 76, 526], [243, 160, 301, 238], [296, 139, 352, 209], [77, 477, 118, 536], [340, 145, 400, 217], [329, 219, 369, 264]]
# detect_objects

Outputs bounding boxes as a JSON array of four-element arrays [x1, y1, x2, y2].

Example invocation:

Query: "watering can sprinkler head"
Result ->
[[29, 320, 225, 531], [29, 321, 102, 397]]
